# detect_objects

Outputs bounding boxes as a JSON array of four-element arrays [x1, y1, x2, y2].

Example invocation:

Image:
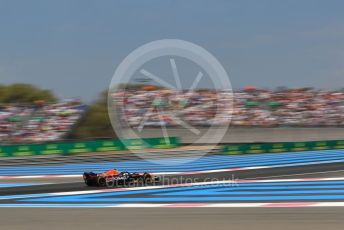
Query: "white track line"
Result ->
[[2, 202, 344, 208]]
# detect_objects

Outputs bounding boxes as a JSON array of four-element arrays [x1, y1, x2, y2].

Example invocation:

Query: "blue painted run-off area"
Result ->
[[0, 149, 344, 176], [17, 179, 344, 203]]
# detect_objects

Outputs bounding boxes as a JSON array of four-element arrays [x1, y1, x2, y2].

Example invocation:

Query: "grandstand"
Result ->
[[1, 84, 344, 144], [113, 87, 344, 128], [0, 100, 86, 144]]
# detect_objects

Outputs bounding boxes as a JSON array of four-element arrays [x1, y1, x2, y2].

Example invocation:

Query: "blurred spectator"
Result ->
[[0, 100, 86, 144], [112, 87, 344, 128]]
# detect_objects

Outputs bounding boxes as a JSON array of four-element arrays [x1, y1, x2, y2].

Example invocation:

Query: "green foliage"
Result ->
[[0, 83, 57, 103], [71, 91, 116, 139], [114, 83, 166, 90]]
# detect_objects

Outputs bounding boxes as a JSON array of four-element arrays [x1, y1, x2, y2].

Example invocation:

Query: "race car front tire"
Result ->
[[98, 177, 106, 187]]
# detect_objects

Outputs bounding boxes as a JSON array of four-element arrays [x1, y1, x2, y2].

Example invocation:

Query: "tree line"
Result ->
[[0, 83, 57, 104]]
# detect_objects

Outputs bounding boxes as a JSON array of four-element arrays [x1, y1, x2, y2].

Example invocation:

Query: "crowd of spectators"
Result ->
[[112, 89, 233, 127], [0, 100, 86, 144], [112, 87, 344, 128], [1, 87, 343, 144]]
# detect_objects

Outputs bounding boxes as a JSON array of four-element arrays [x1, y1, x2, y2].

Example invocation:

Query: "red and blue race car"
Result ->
[[83, 169, 159, 187]]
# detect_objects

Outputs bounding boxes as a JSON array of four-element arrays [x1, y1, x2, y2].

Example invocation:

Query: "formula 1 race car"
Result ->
[[83, 169, 159, 187]]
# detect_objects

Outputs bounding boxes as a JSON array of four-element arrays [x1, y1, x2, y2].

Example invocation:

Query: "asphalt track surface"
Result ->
[[0, 208, 343, 230], [1, 151, 344, 229]]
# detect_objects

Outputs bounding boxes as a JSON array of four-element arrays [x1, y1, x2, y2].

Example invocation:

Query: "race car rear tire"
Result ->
[[143, 173, 153, 184], [85, 179, 93, 186]]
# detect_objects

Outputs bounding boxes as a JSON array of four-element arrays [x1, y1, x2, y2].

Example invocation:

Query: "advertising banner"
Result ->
[[0, 137, 180, 157]]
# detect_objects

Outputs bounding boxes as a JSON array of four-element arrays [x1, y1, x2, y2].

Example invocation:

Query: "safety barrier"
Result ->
[[222, 140, 344, 154], [0, 137, 179, 157]]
